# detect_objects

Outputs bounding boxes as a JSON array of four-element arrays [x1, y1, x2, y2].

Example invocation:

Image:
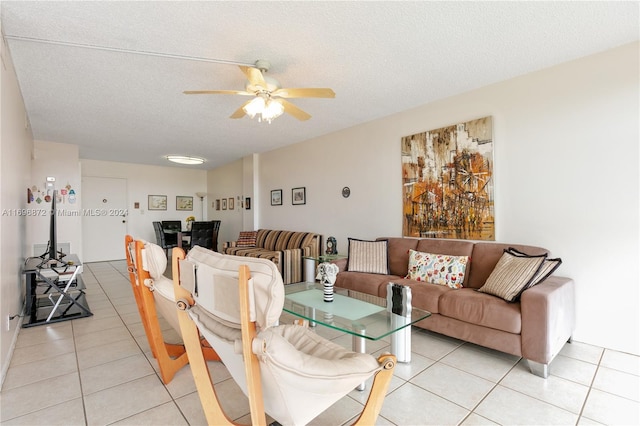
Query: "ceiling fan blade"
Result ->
[[183, 90, 252, 95], [280, 99, 311, 121], [239, 66, 267, 89], [272, 88, 336, 99], [230, 101, 251, 119]]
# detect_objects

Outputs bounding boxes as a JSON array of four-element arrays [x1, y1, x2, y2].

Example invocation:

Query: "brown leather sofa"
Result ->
[[333, 237, 575, 378], [224, 229, 321, 285]]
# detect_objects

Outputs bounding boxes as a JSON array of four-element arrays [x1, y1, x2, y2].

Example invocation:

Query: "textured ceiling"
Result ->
[[2, 1, 638, 170]]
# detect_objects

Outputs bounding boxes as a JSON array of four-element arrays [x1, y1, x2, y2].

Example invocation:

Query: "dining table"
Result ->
[[163, 229, 191, 248]]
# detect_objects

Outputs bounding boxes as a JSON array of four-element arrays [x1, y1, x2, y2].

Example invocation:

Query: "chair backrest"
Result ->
[[162, 220, 181, 231], [162, 220, 181, 246], [152, 221, 166, 247], [189, 221, 217, 251], [173, 246, 395, 426]]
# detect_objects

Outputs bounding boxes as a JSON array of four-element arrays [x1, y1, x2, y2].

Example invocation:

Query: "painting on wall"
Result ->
[[176, 196, 193, 211], [401, 116, 494, 240], [148, 195, 167, 211]]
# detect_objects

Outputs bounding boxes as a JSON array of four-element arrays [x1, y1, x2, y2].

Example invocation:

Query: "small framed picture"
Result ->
[[222, 199, 227, 210], [245, 197, 251, 210], [148, 195, 167, 210], [176, 196, 193, 211], [215, 199, 221, 210], [271, 189, 282, 206], [292, 187, 306, 205], [228, 197, 234, 210]]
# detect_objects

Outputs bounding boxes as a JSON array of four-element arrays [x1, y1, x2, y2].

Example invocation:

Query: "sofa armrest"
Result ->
[[281, 248, 303, 285], [223, 241, 237, 251], [520, 275, 575, 365], [332, 258, 348, 272]]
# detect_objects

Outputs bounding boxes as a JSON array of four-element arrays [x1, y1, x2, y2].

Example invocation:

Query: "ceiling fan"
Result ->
[[184, 59, 335, 122]]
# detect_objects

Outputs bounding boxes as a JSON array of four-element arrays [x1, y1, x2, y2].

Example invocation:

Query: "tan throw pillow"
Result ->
[[478, 250, 546, 302], [347, 238, 389, 275], [236, 231, 257, 248]]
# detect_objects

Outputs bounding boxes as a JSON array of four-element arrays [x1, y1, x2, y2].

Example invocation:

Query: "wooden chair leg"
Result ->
[[351, 354, 396, 425], [172, 248, 241, 426]]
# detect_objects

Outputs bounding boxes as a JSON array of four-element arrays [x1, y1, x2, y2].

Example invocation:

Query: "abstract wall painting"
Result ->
[[401, 116, 495, 240]]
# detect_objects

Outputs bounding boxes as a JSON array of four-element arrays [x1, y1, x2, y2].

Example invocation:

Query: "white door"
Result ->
[[82, 177, 128, 261]]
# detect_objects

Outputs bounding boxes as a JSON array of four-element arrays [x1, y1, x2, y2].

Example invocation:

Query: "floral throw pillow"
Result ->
[[405, 249, 469, 289]]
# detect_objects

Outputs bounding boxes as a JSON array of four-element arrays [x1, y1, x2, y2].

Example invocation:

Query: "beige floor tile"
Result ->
[[9, 336, 75, 367], [380, 382, 469, 425], [500, 360, 590, 414], [600, 349, 640, 375], [74, 325, 132, 351], [592, 366, 640, 401], [440, 343, 519, 382], [581, 388, 640, 425], [559, 341, 604, 364], [461, 412, 500, 425], [0, 372, 81, 421], [2, 352, 77, 390], [77, 336, 142, 370], [1, 397, 85, 426], [548, 353, 598, 386], [174, 392, 208, 426], [410, 329, 464, 361], [110, 401, 189, 425], [84, 375, 172, 426], [411, 362, 495, 410], [307, 394, 364, 426], [475, 385, 578, 425], [381, 351, 433, 381], [15, 322, 72, 348], [72, 315, 126, 336], [80, 353, 155, 395]]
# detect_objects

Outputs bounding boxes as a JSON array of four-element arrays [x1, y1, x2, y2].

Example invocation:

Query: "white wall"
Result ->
[[80, 159, 207, 245], [254, 43, 639, 355], [206, 159, 244, 246], [0, 33, 34, 386], [28, 141, 82, 256]]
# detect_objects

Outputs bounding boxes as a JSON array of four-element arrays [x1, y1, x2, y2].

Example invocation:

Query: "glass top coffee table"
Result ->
[[283, 282, 431, 365]]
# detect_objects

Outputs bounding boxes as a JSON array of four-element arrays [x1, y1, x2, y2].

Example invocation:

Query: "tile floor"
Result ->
[[1, 260, 639, 426]]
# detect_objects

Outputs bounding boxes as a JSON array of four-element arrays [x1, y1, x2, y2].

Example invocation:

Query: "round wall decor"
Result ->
[[342, 187, 351, 198]]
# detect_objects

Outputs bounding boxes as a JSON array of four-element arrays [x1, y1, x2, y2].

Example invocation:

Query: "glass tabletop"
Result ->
[[283, 282, 431, 341], [302, 254, 346, 262]]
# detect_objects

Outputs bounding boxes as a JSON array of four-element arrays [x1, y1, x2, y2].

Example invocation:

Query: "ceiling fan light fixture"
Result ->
[[262, 99, 284, 123], [166, 155, 206, 165], [243, 96, 266, 118]]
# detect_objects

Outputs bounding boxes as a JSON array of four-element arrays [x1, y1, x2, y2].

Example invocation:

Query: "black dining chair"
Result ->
[[153, 221, 177, 257], [161, 220, 181, 246], [211, 220, 221, 252], [189, 221, 218, 252]]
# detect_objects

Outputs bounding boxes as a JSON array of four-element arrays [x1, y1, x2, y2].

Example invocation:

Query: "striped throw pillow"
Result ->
[[505, 247, 562, 287], [478, 250, 546, 302], [347, 238, 389, 275], [236, 231, 257, 248]]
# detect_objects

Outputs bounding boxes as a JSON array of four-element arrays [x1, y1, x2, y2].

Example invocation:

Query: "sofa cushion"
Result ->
[[478, 250, 546, 302], [467, 242, 548, 289], [389, 279, 451, 314], [236, 231, 257, 248], [347, 238, 389, 275], [334, 271, 393, 296], [405, 249, 469, 289], [439, 288, 522, 334], [377, 237, 420, 277]]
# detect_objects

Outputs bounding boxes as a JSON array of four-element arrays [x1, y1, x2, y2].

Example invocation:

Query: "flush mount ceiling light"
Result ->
[[166, 155, 206, 165]]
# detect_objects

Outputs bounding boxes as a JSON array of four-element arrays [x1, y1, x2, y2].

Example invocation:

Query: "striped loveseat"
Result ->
[[223, 229, 321, 284]]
